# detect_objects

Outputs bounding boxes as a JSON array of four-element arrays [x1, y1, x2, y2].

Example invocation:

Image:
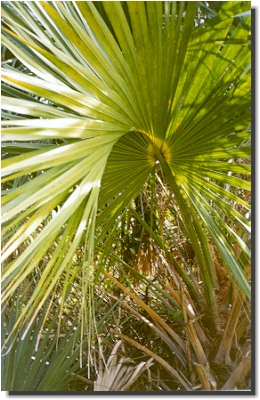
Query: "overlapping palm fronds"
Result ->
[[1, 1, 251, 391]]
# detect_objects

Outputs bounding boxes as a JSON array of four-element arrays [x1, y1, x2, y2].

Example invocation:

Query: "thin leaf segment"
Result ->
[[1, 1, 251, 336]]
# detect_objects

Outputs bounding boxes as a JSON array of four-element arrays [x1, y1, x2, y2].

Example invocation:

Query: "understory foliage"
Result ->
[[1, 1, 251, 392]]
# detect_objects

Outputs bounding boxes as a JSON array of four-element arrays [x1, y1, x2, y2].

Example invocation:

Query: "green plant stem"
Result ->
[[147, 136, 218, 326]]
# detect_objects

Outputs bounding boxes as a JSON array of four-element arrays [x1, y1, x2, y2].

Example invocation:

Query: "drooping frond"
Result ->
[[1, 1, 251, 342]]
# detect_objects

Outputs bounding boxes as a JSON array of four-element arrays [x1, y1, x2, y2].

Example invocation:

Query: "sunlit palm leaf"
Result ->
[[1, 1, 251, 341]]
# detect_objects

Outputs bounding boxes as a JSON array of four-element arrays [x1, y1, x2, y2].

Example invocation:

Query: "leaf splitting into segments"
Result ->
[[1, 1, 251, 351], [3, 189, 100, 341], [2, 2, 57, 51], [172, 165, 251, 231], [2, 161, 69, 205], [100, 1, 150, 131], [2, 160, 83, 230], [74, 1, 147, 131], [2, 26, 141, 128], [184, 184, 251, 299], [32, 0, 148, 129], [2, 208, 82, 345], [2, 133, 121, 178], [1, 187, 69, 242], [181, 160, 250, 175], [2, 139, 115, 294], [2, 69, 132, 126], [167, 7, 250, 139], [39, 1, 131, 91], [2, 191, 66, 263], [1, 117, 127, 140], [1, 96, 77, 119]]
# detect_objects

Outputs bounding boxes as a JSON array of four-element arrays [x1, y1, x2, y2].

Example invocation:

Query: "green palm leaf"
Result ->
[[1, 291, 82, 391], [2, 0, 251, 343]]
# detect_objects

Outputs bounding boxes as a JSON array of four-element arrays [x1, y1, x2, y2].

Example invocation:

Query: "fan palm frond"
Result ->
[[1, 0, 251, 350]]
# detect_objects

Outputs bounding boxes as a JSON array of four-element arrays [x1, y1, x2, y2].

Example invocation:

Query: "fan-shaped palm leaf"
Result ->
[[1, 1, 251, 343]]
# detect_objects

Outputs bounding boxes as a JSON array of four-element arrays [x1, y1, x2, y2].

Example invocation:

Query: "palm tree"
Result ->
[[1, 1, 251, 391]]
